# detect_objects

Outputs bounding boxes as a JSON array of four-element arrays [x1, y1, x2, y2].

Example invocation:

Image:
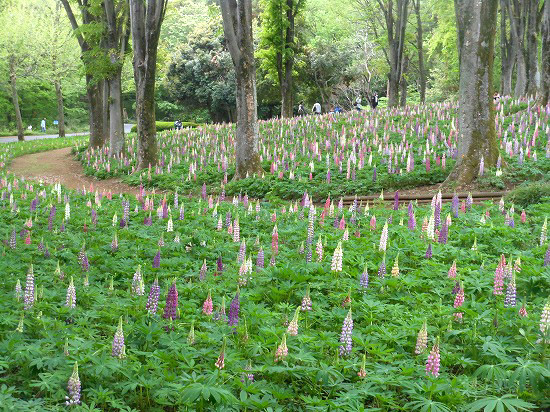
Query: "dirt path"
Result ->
[[8, 147, 140, 195]]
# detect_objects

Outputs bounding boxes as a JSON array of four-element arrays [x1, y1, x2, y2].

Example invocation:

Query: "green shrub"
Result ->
[[505, 182, 550, 207], [130, 121, 199, 133]]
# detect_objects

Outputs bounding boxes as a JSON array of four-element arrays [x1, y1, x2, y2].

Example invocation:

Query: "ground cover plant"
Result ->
[[75, 97, 550, 201], [0, 169, 549, 411]]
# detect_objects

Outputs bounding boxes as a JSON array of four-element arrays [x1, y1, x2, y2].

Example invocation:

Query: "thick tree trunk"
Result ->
[[541, 0, 550, 105], [400, 54, 408, 107], [507, 0, 528, 97], [102, 80, 110, 143], [413, 0, 426, 103], [87, 75, 105, 148], [9, 57, 24, 142], [526, 0, 539, 97], [280, 0, 295, 118], [109, 70, 125, 156], [447, 0, 499, 186], [388, 73, 400, 107], [135, 73, 158, 169], [54, 80, 66, 138], [500, 0, 514, 96]]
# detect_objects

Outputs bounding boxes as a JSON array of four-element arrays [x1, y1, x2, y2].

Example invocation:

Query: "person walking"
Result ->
[[312, 102, 321, 115], [298, 102, 305, 116], [40, 118, 46, 132]]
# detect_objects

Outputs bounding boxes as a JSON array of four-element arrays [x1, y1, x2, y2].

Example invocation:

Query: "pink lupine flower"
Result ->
[[203, 290, 213, 315], [519, 301, 528, 317], [287, 307, 300, 336], [425, 338, 440, 377], [493, 260, 504, 295], [215, 338, 226, 369], [301, 285, 312, 311], [520, 210, 526, 223], [448, 261, 457, 278], [453, 283, 464, 308], [272, 225, 279, 255], [274, 334, 288, 362], [370, 215, 376, 231], [415, 320, 428, 354]]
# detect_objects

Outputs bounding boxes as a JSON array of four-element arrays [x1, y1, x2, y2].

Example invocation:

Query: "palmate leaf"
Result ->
[[465, 394, 536, 412], [472, 364, 508, 385], [406, 397, 453, 412]]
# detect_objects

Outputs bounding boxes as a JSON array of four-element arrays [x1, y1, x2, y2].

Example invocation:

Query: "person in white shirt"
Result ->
[[312, 102, 321, 115], [40, 118, 46, 132]]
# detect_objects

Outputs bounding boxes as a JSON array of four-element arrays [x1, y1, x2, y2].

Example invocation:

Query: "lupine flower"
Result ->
[[357, 354, 367, 378], [415, 320, 428, 354], [163, 281, 178, 320], [271, 225, 279, 255], [316, 236, 323, 261], [466, 193, 473, 210], [378, 255, 386, 278], [391, 254, 399, 277], [520, 210, 526, 223], [539, 299, 550, 343], [379, 221, 388, 251], [15, 279, 22, 301], [66, 277, 76, 309], [544, 244, 550, 267], [131, 266, 145, 296], [9, 228, 16, 249], [493, 261, 504, 295], [215, 338, 226, 369], [146, 278, 160, 315], [540, 217, 547, 246], [241, 361, 254, 384], [256, 247, 264, 268], [233, 218, 240, 242], [111, 232, 118, 252], [471, 236, 477, 251], [331, 241, 343, 272], [228, 288, 240, 327], [238, 239, 246, 263], [301, 285, 312, 311], [274, 334, 288, 362], [153, 249, 161, 268], [66, 362, 81, 406], [65, 202, 71, 221], [199, 259, 207, 281], [187, 320, 195, 345], [112, 316, 126, 358], [339, 308, 353, 357], [287, 307, 300, 336], [359, 263, 369, 289], [425, 337, 441, 377], [217, 256, 224, 273], [203, 291, 213, 315], [438, 220, 448, 244], [504, 273, 517, 307], [519, 301, 528, 317], [370, 215, 376, 230], [15, 313, 24, 332], [425, 243, 432, 259], [454, 283, 465, 308], [24, 264, 34, 310]]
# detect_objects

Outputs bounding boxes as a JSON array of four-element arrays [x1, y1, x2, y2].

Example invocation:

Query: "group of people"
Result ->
[[297, 93, 379, 116]]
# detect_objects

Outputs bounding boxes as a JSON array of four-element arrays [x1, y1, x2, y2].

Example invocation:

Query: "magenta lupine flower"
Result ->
[[271, 225, 279, 255], [201, 183, 207, 200], [66, 277, 76, 308], [493, 262, 504, 295], [9, 229, 16, 249], [425, 243, 432, 259], [519, 301, 528, 317], [454, 283, 465, 308], [66, 362, 81, 406], [146, 278, 160, 315], [339, 308, 353, 357], [203, 291, 213, 315], [112, 316, 126, 358], [152, 249, 161, 268], [24, 264, 34, 310], [274, 334, 288, 362], [256, 247, 264, 268], [448, 261, 457, 278], [163, 281, 179, 320], [217, 256, 224, 273], [301, 286, 312, 311], [425, 338, 440, 377], [228, 289, 240, 327], [504, 274, 517, 307], [359, 263, 369, 290], [520, 210, 526, 223], [415, 320, 428, 354]]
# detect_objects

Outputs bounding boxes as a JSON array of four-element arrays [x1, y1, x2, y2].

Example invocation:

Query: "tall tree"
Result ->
[[129, 0, 168, 169], [104, 0, 131, 156], [541, 0, 550, 105], [447, 0, 499, 185], [220, 0, 264, 179], [412, 0, 426, 103], [499, 0, 514, 96], [60, 0, 107, 148], [258, 0, 305, 118], [526, 0, 543, 97]]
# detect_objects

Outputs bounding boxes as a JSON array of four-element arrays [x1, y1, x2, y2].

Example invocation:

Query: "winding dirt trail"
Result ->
[[8, 147, 140, 195]]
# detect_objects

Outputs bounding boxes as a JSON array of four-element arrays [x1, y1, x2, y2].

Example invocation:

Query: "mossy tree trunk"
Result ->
[[9, 56, 24, 141], [447, 0, 499, 186], [221, 0, 263, 179], [541, 0, 550, 105], [499, 0, 514, 96]]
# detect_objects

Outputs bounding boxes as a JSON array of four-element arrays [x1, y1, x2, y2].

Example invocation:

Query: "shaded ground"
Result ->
[[0, 124, 133, 143], [8, 147, 140, 195]]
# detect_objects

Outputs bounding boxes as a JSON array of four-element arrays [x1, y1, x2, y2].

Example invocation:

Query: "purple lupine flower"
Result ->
[[544, 244, 550, 267], [217, 256, 224, 273], [359, 264, 369, 289], [111, 316, 126, 358], [256, 247, 264, 268], [24, 264, 35, 310], [241, 361, 254, 384], [48, 205, 56, 231], [238, 239, 246, 263], [153, 249, 161, 268], [504, 274, 517, 307], [228, 289, 240, 328], [434, 201, 441, 228], [66, 362, 81, 406], [66, 277, 76, 308], [372, 166, 377, 182], [91, 208, 97, 225], [393, 191, 399, 210], [451, 193, 459, 218], [146, 278, 160, 315], [30, 197, 37, 212], [201, 183, 207, 200], [339, 308, 353, 357], [163, 281, 179, 320], [306, 244, 312, 262], [508, 215, 515, 228], [301, 286, 312, 311], [425, 243, 432, 259], [438, 220, 448, 244], [9, 229, 16, 249], [81, 252, 89, 272], [111, 232, 118, 252], [378, 257, 386, 279]]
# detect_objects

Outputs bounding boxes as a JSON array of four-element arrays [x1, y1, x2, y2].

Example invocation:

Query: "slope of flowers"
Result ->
[[76, 98, 550, 200], [0, 173, 549, 410]]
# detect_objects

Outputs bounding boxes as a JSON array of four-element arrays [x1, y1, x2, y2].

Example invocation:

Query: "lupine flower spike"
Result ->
[[275, 334, 288, 362], [203, 290, 213, 315], [415, 320, 428, 354], [66, 277, 76, 308], [146, 277, 160, 315], [301, 285, 312, 311], [66, 362, 81, 406], [112, 316, 126, 359], [287, 307, 300, 336], [187, 320, 195, 345], [425, 337, 441, 377], [448, 260, 457, 278], [539, 298, 550, 344], [24, 264, 35, 310], [357, 354, 367, 378], [215, 338, 226, 369], [339, 308, 353, 357], [391, 253, 400, 277], [359, 263, 369, 289]]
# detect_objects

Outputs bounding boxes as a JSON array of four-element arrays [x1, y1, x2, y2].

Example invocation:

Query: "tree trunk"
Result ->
[[400, 54, 408, 107], [500, 0, 514, 96], [413, 0, 426, 103], [129, 0, 166, 169], [507, 0, 528, 97], [388, 73, 400, 107], [87, 75, 105, 148], [280, 0, 295, 118], [447, 0, 499, 186], [220, 0, 263, 179], [109, 70, 125, 156], [102, 79, 110, 143], [9, 56, 24, 141], [526, 0, 540, 97], [54, 80, 66, 138], [541, 0, 550, 105]]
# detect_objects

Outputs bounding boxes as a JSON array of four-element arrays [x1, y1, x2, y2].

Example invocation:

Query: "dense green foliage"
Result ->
[[129, 122, 199, 133]]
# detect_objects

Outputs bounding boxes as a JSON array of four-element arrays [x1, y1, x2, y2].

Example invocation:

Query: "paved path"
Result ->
[[0, 124, 134, 143]]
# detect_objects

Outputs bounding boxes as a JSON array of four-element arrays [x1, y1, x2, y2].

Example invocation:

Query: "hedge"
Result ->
[[130, 121, 199, 133]]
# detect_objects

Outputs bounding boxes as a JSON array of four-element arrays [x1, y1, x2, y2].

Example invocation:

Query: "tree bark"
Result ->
[[413, 0, 426, 103], [541, 0, 550, 105], [526, 0, 541, 97], [129, 0, 167, 169], [102, 79, 110, 143], [54, 80, 66, 137], [221, 0, 263, 179], [447, 0, 499, 186], [280, 0, 296, 118], [499, 0, 514, 96], [88, 76, 106, 148], [400, 54, 408, 107], [9, 56, 24, 141], [506, 0, 528, 97], [108, 71, 125, 155]]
